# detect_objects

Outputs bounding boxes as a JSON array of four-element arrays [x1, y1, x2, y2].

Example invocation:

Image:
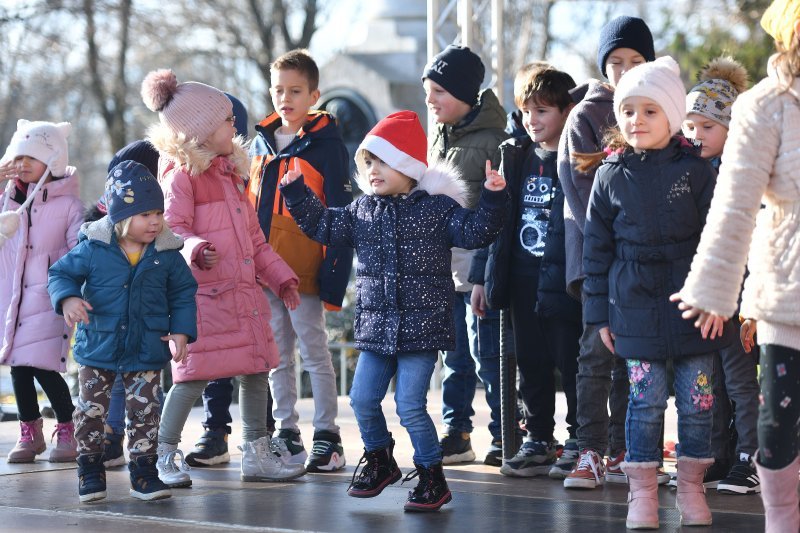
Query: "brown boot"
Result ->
[[49, 422, 78, 463], [676, 456, 714, 526], [7, 418, 46, 463], [621, 461, 660, 529], [756, 455, 800, 533]]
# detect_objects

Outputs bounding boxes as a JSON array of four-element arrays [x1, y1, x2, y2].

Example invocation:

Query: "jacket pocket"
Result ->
[[196, 280, 240, 338], [609, 304, 658, 337], [77, 314, 122, 363], [140, 315, 170, 364]]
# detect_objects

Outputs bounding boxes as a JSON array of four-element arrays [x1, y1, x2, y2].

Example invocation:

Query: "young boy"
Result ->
[[246, 49, 354, 472], [472, 66, 582, 478], [558, 15, 659, 489], [422, 44, 509, 465]]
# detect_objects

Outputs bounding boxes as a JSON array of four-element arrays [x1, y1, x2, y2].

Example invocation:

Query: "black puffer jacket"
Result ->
[[470, 137, 580, 323], [583, 137, 729, 359], [281, 171, 508, 356]]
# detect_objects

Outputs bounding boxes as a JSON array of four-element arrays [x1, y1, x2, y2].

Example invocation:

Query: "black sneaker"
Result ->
[[439, 431, 476, 464], [185, 428, 230, 466], [403, 462, 453, 512], [484, 440, 502, 466], [347, 439, 402, 498], [702, 459, 730, 488], [306, 430, 346, 472], [717, 457, 760, 495]]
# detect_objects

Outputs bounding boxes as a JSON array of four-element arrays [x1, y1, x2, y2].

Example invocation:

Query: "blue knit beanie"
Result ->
[[108, 140, 159, 176], [105, 160, 164, 224], [596, 16, 655, 78], [422, 45, 485, 106]]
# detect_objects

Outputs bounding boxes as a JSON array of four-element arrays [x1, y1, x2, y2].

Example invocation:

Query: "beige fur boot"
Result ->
[[621, 461, 660, 529], [676, 456, 714, 526]]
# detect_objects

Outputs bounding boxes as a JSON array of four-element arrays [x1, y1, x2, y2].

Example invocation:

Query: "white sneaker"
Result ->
[[240, 436, 306, 481], [156, 443, 192, 488]]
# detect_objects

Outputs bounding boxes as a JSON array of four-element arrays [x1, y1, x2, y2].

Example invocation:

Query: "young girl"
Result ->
[[140, 69, 305, 486], [673, 2, 800, 531], [279, 110, 507, 512], [48, 160, 197, 502], [680, 57, 761, 495], [0, 120, 82, 464], [580, 57, 728, 529]]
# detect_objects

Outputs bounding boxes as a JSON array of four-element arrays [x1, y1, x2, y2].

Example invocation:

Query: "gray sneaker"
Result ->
[[240, 436, 306, 481], [500, 440, 557, 477], [549, 438, 579, 479]]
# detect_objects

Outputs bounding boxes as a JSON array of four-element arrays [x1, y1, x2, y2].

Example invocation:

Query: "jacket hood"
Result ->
[[79, 216, 184, 252], [255, 111, 342, 145], [354, 158, 468, 207], [603, 136, 699, 168], [450, 88, 507, 137], [581, 79, 615, 104], [147, 124, 249, 177]]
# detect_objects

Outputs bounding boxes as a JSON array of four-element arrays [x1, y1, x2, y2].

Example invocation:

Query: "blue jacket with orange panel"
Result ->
[[248, 111, 354, 308]]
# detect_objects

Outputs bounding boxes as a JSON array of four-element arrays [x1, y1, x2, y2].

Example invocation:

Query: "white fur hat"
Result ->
[[1, 119, 71, 176], [613, 56, 686, 136]]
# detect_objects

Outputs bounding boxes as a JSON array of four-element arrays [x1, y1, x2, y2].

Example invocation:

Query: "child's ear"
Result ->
[[310, 89, 321, 106]]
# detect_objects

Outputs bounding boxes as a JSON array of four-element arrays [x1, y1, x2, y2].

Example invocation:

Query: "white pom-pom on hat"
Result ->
[[141, 69, 179, 112]]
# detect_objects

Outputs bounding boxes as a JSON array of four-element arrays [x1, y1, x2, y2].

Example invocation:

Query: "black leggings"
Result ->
[[757, 344, 800, 469], [11, 366, 75, 423]]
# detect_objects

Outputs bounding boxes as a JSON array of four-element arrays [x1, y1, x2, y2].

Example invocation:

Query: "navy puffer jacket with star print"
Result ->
[[280, 165, 508, 356]]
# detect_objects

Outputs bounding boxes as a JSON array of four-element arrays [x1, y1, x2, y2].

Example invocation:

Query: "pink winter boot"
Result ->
[[756, 455, 800, 533], [49, 421, 78, 463], [676, 456, 714, 526], [7, 418, 46, 463], [621, 461, 660, 529]]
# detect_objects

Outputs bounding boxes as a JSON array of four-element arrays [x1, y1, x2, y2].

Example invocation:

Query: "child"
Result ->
[[0, 120, 82, 464], [244, 49, 353, 472], [423, 44, 509, 465], [673, 2, 800, 530], [140, 69, 306, 486], [471, 66, 582, 479], [681, 57, 760, 494], [279, 111, 507, 511], [48, 160, 197, 502], [582, 56, 726, 529], [559, 15, 657, 489]]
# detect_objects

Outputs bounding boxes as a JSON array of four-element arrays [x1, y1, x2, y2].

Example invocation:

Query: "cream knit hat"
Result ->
[[141, 69, 232, 143], [613, 56, 686, 136]]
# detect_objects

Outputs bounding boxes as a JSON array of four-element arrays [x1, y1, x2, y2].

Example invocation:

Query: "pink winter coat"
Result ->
[[150, 129, 297, 384], [1, 169, 84, 372]]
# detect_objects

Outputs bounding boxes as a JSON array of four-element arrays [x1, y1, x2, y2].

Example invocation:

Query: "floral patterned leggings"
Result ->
[[624, 353, 716, 463], [757, 344, 800, 469], [73, 365, 162, 457]]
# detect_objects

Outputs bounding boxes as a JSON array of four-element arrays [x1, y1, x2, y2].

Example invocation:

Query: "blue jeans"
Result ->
[[441, 291, 501, 440], [349, 350, 441, 467], [107, 372, 165, 435], [625, 354, 715, 463]]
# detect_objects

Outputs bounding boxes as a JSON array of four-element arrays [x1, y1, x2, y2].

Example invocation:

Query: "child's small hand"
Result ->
[[280, 283, 301, 311], [484, 160, 506, 191], [741, 318, 757, 353], [62, 297, 92, 328], [162, 333, 189, 362], [699, 313, 725, 340], [600, 326, 616, 354], [471, 284, 487, 318], [0, 160, 18, 183], [203, 244, 219, 268], [280, 158, 303, 186]]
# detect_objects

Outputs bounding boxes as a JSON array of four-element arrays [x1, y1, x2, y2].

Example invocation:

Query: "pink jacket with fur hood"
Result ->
[[149, 128, 298, 383], [1, 169, 84, 372]]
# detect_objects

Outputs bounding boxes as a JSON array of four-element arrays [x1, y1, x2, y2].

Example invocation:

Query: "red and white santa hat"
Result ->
[[356, 111, 428, 181]]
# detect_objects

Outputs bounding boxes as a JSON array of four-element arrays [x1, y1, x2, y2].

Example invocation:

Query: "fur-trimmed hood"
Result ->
[[354, 158, 468, 207], [79, 216, 184, 252], [146, 122, 249, 177]]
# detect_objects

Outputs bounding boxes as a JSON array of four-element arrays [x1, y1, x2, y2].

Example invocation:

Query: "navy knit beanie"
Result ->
[[225, 93, 249, 139], [105, 160, 164, 224], [108, 140, 159, 176], [422, 45, 485, 106], [596, 16, 655, 78]]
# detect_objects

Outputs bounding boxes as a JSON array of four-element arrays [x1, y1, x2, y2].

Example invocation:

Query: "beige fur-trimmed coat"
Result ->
[[680, 63, 800, 350]]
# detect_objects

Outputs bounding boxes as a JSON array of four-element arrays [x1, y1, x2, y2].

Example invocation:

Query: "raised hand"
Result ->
[[280, 158, 303, 186], [484, 160, 506, 191]]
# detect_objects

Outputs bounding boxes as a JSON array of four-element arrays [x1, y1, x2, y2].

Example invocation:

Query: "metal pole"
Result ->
[[499, 309, 518, 461]]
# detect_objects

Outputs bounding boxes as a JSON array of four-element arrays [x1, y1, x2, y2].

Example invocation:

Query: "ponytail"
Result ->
[[572, 127, 628, 174]]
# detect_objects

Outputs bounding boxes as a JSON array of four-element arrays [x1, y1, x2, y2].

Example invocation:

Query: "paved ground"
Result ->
[[0, 393, 765, 532]]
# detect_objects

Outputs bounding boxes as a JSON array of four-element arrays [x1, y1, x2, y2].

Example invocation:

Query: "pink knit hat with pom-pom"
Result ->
[[141, 69, 232, 143]]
